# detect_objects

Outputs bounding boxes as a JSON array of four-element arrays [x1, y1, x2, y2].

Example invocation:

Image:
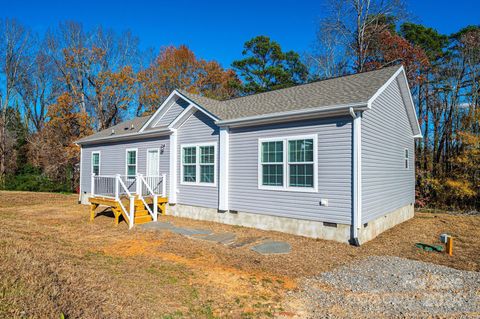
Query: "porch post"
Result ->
[[136, 173, 142, 196], [162, 173, 167, 197], [115, 174, 120, 201], [91, 173, 95, 197], [129, 196, 135, 229], [153, 195, 158, 221]]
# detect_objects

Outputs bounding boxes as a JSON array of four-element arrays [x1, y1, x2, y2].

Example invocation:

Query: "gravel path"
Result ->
[[281, 256, 480, 318]]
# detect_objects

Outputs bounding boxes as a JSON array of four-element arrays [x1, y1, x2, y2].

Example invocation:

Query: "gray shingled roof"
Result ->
[[178, 65, 401, 120], [76, 116, 150, 143], [77, 66, 401, 144]]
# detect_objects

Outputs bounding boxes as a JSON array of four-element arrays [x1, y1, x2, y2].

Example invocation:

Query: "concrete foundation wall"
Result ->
[[167, 203, 351, 242], [358, 203, 414, 243], [81, 194, 414, 244], [167, 203, 414, 244], [80, 193, 91, 205]]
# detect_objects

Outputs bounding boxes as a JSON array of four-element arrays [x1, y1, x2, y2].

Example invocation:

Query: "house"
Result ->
[[76, 65, 422, 245]]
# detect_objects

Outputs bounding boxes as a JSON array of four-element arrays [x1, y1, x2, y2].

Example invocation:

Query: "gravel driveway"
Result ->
[[281, 256, 480, 318]]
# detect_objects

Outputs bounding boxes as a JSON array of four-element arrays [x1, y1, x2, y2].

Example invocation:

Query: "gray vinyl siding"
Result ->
[[361, 77, 415, 223], [152, 99, 188, 127], [80, 136, 170, 195], [177, 111, 219, 208], [229, 117, 353, 224]]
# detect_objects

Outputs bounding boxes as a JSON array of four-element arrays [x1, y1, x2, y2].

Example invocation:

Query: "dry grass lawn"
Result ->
[[0, 191, 479, 318]]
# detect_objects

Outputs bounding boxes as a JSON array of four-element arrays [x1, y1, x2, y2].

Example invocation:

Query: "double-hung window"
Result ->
[[181, 143, 216, 186], [259, 135, 317, 192], [126, 149, 137, 178], [92, 151, 100, 176]]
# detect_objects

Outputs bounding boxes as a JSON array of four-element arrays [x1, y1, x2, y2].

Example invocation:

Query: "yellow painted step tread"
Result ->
[[134, 216, 153, 224], [135, 210, 150, 217]]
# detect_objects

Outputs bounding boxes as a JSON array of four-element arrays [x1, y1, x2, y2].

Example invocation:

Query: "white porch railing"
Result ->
[[91, 173, 167, 228]]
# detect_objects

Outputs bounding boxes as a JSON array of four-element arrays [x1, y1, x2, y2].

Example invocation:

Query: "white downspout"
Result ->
[[350, 107, 362, 246]]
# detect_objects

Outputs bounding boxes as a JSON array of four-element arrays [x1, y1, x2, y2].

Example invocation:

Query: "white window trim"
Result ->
[[146, 148, 161, 176], [258, 134, 318, 193], [180, 142, 217, 187], [91, 151, 101, 176], [125, 148, 138, 178], [404, 148, 409, 169]]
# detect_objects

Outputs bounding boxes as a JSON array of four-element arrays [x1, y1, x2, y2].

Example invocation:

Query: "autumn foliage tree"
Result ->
[[363, 27, 429, 86], [137, 45, 239, 114], [29, 92, 92, 190]]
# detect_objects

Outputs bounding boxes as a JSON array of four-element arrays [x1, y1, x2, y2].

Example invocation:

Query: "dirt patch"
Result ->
[[0, 191, 479, 318]]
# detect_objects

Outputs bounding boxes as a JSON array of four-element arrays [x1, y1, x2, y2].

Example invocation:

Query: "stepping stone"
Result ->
[[251, 241, 291, 255], [185, 228, 213, 236], [140, 221, 175, 231], [171, 227, 212, 236], [229, 236, 265, 248], [200, 232, 236, 245]]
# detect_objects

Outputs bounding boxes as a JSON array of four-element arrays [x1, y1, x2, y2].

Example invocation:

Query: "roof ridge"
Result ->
[[177, 65, 401, 105], [221, 65, 402, 102], [177, 89, 225, 104]]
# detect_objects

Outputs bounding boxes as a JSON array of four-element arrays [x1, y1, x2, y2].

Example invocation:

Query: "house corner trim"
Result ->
[[218, 127, 229, 210], [169, 129, 178, 203]]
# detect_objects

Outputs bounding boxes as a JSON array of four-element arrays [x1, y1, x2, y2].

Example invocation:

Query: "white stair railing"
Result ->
[[162, 173, 167, 197], [90, 173, 167, 228], [116, 174, 135, 229], [138, 174, 157, 222]]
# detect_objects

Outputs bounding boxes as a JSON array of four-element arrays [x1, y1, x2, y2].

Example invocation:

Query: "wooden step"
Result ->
[[135, 209, 150, 217], [134, 214, 153, 224]]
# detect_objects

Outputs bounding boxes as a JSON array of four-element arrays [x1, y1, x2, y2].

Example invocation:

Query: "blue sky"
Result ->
[[2, 0, 479, 68]]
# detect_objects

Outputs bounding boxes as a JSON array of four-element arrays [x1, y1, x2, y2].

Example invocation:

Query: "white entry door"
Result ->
[[146, 149, 160, 176]]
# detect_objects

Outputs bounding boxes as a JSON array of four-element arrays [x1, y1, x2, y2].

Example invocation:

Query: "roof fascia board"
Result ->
[[216, 102, 367, 128], [398, 69, 423, 138], [139, 90, 180, 132], [168, 104, 196, 130], [76, 128, 171, 146], [150, 98, 177, 128], [366, 66, 404, 109], [367, 65, 422, 138]]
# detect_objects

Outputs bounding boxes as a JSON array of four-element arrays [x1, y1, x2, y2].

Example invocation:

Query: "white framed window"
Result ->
[[404, 148, 409, 169], [258, 135, 318, 192], [125, 148, 138, 178], [92, 151, 100, 176], [181, 142, 217, 186]]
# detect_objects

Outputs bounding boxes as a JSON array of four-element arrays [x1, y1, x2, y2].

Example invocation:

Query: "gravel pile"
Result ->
[[284, 256, 480, 318]]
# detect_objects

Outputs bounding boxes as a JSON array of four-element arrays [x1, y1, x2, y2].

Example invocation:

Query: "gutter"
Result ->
[[75, 127, 171, 146], [216, 102, 368, 128]]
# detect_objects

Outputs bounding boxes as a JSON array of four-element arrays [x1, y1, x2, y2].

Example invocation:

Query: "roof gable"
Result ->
[[145, 97, 189, 130], [77, 65, 421, 144]]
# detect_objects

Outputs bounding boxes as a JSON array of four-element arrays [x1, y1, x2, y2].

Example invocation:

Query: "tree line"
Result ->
[[0, 0, 478, 211]]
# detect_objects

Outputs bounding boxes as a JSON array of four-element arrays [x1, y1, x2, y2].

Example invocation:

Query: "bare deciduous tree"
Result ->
[[311, 0, 406, 74], [0, 19, 32, 186]]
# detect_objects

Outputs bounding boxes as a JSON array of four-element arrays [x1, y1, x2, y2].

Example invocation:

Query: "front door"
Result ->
[[146, 149, 161, 193], [147, 149, 160, 176]]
